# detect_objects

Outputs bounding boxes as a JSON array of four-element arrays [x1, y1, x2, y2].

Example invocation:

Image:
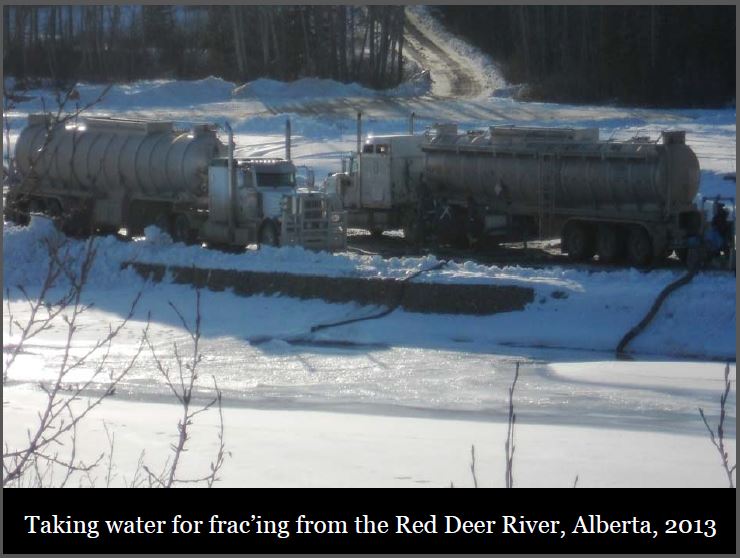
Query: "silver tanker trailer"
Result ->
[[324, 123, 703, 266], [6, 114, 346, 251]]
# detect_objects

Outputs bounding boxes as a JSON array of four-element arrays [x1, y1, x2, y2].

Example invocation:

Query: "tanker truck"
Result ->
[[5, 114, 346, 251], [323, 123, 703, 266]]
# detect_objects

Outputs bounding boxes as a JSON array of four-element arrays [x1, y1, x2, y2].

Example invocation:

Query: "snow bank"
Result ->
[[1, 218, 582, 290], [2, 217, 145, 292], [4, 77, 236, 112], [2, 216, 65, 287], [3, 218, 735, 360], [232, 75, 431, 101], [233, 78, 371, 100]]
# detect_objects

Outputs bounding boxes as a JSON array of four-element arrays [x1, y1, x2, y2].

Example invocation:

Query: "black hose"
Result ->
[[309, 260, 448, 333], [247, 260, 449, 346], [616, 270, 697, 357]]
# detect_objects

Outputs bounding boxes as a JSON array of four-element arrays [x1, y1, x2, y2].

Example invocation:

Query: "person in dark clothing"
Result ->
[[711, 202, 732, 255]]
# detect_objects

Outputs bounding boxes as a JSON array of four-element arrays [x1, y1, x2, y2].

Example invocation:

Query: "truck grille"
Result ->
[[281, 193, 346, 251], [301, 198, 327, 225]]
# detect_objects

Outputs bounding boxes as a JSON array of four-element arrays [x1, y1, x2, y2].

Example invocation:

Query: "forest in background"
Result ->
[[3, 5, 736, 108], [436, 5, 735, 107], [3, 6, 406, 89]]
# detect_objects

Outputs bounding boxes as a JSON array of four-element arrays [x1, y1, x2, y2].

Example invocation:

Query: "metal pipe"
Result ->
[[356, 111, 362, 154], [285, 118, 291, 161], [225, 121, 235, 242]]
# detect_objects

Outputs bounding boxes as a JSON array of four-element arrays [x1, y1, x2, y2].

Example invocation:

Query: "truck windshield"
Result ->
[[256, 172, 296, 188]]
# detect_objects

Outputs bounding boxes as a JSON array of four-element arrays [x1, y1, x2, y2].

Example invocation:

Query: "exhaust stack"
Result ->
[[356, 111, 362, 154], [225, 121, 235, 242], [285, 118, 291, 160]]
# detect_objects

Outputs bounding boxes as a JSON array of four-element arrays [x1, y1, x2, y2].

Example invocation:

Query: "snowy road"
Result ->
[[403, 8, 485, 98]]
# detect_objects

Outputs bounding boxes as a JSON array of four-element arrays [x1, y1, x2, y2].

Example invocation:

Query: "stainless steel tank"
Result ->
[[422, 125, 700, 215], [15, 114, 225, 199]]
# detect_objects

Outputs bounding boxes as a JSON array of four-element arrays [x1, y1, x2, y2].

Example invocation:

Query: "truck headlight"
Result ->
[[330, 213, 341, 223]]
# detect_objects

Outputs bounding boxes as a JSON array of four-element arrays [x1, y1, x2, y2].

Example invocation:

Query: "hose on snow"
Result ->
[[616, 269, 697, 358], [310, 260, 449, 333], [247, 260, 449, 346]]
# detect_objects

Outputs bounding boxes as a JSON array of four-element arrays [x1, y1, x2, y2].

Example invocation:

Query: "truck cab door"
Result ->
[[360, 144, 392, 209], [338, 156, 360, 209], [208, 163, 230, 224], [236, 168, 261, 224]]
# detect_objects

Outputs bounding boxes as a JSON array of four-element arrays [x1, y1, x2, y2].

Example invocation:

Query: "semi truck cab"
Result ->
[[322, 135, 425, 235], [205, 157, 345, 250]]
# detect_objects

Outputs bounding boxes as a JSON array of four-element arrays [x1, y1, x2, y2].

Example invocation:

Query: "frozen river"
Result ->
[[5, 283, 735, 439]]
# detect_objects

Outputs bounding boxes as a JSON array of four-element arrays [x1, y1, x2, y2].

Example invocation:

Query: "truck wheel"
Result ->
[[626, 226, 653, 267], [28, 198, 46, 215], [564, 222, 595, 261], [45, 199, 63, 229], [172, 214, 196, 245], [63, 206, 93, 238], [259, 221, 280, 247], [3, 205, 27, 225], [597, 224, 625, 264], [153, 213, 171, 235]]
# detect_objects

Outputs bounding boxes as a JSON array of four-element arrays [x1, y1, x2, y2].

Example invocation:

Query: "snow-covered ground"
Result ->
[[3, 9, 736, 488], [3, 216, 736, 487]]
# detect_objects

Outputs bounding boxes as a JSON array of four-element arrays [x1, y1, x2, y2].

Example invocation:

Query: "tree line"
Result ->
[[4, 6, 733, 107], [3, 6, 406, 89], [437, 5, 735, 107]]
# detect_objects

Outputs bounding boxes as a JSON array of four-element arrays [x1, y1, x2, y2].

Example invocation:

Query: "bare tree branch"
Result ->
[[698, 363, 736, 488], [142, 289, 227, 488], [505, 362, 519, 489]]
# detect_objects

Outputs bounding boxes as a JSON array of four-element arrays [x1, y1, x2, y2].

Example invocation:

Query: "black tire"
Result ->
[[4, 194, 29, 225], [28, 198, 45, 215], [452, 230, 471, 249], [45, 199, 63, 230], [597, 224, 626, 264], [564, 222, 595, 261], [153, 213, 171, 235], [626, 226, 653, 267], [4, 205, 28, 225], [172, 214, 196, 245], [259, 220, 280, 247], [64, 206, 93, 238]]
